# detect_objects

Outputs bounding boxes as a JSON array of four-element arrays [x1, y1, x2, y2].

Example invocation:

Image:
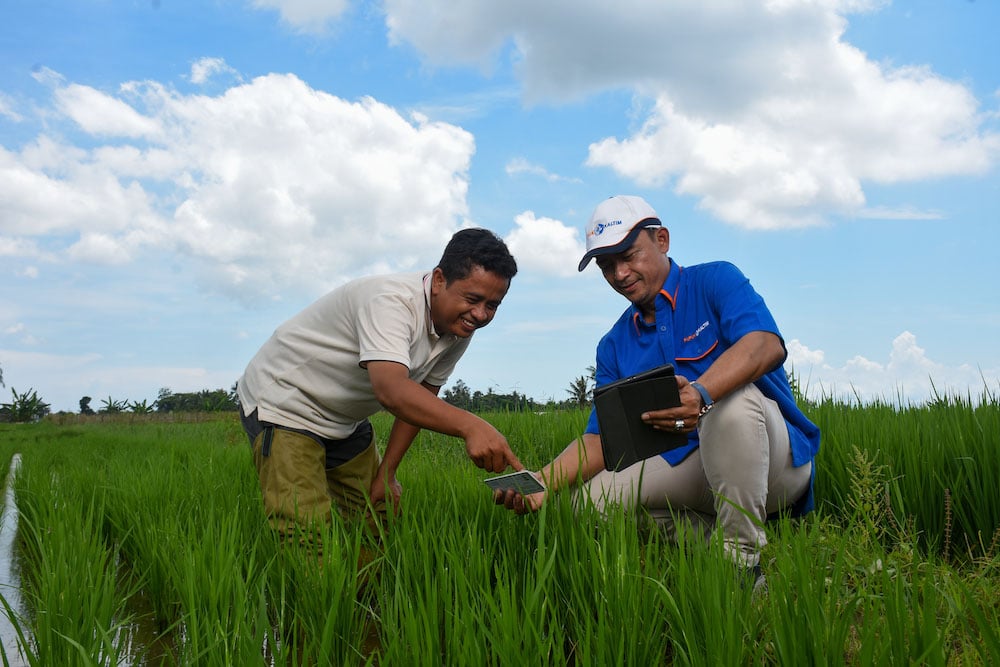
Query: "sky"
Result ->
[[1, 0, 998, 414]]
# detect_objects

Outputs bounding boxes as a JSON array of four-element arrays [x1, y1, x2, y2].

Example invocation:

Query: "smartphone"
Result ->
[[484, 470, 546, 495]]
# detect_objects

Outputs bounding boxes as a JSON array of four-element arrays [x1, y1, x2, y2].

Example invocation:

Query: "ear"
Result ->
[[430, 267, 446, 294], [654, 226, 670, 254]]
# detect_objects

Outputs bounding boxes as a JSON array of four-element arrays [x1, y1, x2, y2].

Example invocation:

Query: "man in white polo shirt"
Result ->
[[238, 228, 523, 541]]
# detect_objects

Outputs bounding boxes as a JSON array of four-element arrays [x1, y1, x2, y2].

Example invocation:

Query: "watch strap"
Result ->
[[690, 381, 714, 416]]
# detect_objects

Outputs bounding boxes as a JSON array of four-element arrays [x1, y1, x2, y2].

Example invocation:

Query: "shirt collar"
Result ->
[[628, 258, 681, 332], [658, 258, 682, 309], [422, 272, 440, 338]]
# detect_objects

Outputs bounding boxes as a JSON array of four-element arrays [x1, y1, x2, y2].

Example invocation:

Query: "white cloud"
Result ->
[[786, 338, 825, 367], [0, 93, 22, 122], [786, 332, 996, 405], [857, 206, 945, 220], [0, 70, 477, 300], [250, 0, 351, 32], [506, 157, 581, 183], [383, 0, 1000, 229], [55, 84, 163, 139], [0, 237, 42, 258], [504, 211, 584, 278], [189, 57, 242, 85], [2, 324, 40, 347], [0, 140, 162, 237], [29, 66, 64, 87], [67, 233, 133, 265]]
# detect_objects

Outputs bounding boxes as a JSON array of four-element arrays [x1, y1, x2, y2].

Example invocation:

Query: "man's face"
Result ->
[[594, 227, 670, 314], [430, 265, 510, 338]]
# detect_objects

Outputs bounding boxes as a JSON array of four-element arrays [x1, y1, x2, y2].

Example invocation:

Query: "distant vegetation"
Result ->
[[1, 371, 598, 423], [0, 388, 51, 424], [3, 386, 240, 424]]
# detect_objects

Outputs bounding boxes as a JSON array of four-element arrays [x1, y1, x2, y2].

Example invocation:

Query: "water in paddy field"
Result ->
[[0, 454, 28, 667]]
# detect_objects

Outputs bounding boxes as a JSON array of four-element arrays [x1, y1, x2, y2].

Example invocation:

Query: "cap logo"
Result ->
[[589, 218, 623, 238]]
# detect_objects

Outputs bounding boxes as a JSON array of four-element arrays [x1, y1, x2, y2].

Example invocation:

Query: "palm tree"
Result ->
[[566, 375, 592, 407]]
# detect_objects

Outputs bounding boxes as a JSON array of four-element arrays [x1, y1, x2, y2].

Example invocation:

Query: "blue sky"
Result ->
[[1, 0, 998, 413]]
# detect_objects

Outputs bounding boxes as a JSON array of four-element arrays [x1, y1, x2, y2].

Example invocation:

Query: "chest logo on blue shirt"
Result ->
[[683, 320, 710, 343]]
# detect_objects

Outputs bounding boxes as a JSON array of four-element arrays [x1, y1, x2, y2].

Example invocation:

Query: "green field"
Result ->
[[0, 395, 998, 665]]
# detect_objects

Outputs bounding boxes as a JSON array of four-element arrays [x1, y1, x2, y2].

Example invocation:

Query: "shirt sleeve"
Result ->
[[584, 333, 625, 434], [356, 291, 418, 368], [707, 262, 784, 351]]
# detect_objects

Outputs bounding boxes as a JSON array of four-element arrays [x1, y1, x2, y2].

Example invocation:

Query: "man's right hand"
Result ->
[[465, 420, 523, 473]]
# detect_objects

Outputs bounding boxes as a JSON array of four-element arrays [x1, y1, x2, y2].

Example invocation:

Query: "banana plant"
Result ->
[[0, 387, 51, 423], [129, 399, 155, 414]]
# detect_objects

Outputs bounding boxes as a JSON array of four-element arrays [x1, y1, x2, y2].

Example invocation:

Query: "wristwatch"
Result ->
[[690, 381, 714, 417]]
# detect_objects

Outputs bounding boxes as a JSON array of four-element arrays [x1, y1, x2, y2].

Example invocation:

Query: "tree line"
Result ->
[[0, 367, 597, 424], [440, 375, 595, 413], [0, 383, 240, 424], [75, 386, 241, 416]]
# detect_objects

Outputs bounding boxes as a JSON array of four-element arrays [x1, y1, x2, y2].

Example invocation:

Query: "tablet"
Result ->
[[484, 470, 546, 495], [593, 363, 688, 471]]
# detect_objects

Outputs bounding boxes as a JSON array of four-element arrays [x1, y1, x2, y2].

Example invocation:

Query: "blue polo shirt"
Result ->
[[585, 259, 820, 514]]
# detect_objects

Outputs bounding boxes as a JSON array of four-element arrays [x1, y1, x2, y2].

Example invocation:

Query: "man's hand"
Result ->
[[367, 360, 523, 474], [493, 474, 546, 514], [639, 331, 785, 434], [465, 421, 524, 473], [369, 471, 403, 514], [640, 374, 702, 434]]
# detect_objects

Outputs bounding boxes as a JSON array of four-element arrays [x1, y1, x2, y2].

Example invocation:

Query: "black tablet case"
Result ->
[[593, 364, 688, 471]]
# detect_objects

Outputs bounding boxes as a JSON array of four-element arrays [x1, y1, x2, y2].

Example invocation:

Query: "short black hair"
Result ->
[[437, 228, 517, 284]]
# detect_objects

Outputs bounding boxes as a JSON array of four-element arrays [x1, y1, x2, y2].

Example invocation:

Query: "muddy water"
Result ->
[[0, 454, 28, 667], [0, 454, 173, 666]]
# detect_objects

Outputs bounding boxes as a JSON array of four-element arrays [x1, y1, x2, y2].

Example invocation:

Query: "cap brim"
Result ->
[[577, 219, 661, 272]]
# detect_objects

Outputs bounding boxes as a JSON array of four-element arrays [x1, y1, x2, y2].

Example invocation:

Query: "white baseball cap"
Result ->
[[578, 195, 662, 271]]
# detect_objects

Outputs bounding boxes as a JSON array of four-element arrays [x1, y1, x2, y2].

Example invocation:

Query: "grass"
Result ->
[[0, 394, 996, 665]]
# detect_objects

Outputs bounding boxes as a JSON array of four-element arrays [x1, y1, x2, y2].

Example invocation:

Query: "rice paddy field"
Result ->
[[0, 393, 998, 666]]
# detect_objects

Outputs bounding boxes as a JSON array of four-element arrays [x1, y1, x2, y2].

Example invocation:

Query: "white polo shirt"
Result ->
[[238, 271, 471, 439]]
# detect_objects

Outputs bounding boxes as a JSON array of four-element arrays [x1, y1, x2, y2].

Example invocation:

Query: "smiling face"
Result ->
[[429, 265, 510, 338], [594, 227, 671, 320]]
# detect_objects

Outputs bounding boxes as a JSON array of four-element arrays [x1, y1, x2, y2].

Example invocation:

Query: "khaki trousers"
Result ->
[[576, 383, 812, 567], [251, 426, 385, 544]]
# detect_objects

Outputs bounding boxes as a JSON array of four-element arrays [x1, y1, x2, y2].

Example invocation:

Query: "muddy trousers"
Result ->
[[244, 416, 386, 550], [576, 383, 812, 568]]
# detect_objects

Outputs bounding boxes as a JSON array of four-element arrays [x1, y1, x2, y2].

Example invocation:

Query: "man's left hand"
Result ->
[[493, 484, 547, 514]]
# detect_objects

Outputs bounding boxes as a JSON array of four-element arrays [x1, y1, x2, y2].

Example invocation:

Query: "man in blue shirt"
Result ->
[[498, 195, 820, 587]]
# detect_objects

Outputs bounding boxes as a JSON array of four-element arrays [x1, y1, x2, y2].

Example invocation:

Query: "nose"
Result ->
[[471, 303, 490, 323]]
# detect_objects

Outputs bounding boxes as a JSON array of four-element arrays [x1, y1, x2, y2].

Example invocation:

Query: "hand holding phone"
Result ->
[[483, 470, 545, 495]]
